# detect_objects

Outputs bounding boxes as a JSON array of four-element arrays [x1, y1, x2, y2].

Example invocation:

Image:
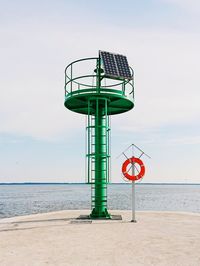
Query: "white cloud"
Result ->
[[1, 1, 200, 183], [167, 136, 200, 145], [158, 0, 200, 13], [1, 16, 200, 141], [111, 29, 200, 134]]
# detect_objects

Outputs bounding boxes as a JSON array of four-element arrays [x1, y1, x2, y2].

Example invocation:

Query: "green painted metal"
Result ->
[[64, 56, 134, 218], [87, 97, 110, 218]]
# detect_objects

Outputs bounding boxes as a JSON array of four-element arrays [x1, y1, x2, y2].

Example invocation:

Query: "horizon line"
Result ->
[[0, 182, 200, 185]]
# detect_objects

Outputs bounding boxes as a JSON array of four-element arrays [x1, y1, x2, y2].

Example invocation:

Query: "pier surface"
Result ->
[[0, 210, 200, 266]]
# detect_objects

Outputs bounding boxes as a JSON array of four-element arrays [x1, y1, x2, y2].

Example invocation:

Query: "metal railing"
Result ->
[[64, 57, 134, 101]]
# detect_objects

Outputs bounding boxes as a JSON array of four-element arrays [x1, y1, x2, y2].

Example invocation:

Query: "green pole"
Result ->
[[90, 99, 110, 218], [90, 59, 110, 218]]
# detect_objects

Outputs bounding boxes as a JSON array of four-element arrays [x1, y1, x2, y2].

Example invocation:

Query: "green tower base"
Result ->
[[90, 208, 111, 219]]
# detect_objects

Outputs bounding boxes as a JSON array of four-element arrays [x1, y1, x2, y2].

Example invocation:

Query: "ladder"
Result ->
[[86, 98, 110, 217]]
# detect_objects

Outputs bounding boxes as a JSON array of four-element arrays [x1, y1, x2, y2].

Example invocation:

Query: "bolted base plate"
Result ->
[[131, 219, 137, 223], [89, 208, 111, 219], [77, 214, 122, 221]]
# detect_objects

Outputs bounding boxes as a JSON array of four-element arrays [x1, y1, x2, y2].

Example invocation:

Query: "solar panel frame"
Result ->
[[99, 51, 119, 78], [99, 50, 133, 80]]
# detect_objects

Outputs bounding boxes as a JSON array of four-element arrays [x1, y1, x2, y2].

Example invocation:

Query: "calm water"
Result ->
[[0, 184, 200, 219]]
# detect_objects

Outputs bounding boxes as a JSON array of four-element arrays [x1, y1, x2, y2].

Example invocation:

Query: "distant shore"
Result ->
[[1, 210, 200, 266], [1, 182, 200, 185]]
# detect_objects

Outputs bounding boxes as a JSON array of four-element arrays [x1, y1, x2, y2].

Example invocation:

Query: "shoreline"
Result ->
[[1, 209, 200, 222], [1, 182, 200, 185], [1, 210, 200, 266], [1, 209, 200, 224]]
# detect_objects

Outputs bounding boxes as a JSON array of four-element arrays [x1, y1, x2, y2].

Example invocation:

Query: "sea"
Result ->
[[0, 184, 200, 219]]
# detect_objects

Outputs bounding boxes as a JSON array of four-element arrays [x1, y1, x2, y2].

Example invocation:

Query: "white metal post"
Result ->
[[131, 163, 136, 223], [131, 147, 137, 222], [131, 180, 136, 222]]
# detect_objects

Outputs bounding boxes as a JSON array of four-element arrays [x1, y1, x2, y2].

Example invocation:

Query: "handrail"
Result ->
[[65, 87, 125, 98], [65, 57, 98, 73], [65, 74, 131, 89], [65, 74, 97, 88], [64, 57, 134, 98]]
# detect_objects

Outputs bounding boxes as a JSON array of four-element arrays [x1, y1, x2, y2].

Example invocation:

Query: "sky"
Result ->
[[0, 0, 200, 183]]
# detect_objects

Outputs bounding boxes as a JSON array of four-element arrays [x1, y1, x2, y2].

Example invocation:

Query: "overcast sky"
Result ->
[[0, 0, 200, 183]]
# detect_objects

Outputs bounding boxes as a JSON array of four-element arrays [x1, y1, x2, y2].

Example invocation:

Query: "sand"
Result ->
[[0, 210, 200, 266]]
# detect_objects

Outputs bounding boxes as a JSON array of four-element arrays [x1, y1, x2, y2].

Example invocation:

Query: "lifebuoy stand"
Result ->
[[120, 144, 150, 223], [121, 157, 146, 222]]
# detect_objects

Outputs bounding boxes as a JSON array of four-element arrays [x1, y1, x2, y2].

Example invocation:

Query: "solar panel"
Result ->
[[115, 54, 132, 79], [99, 51, 132, 80], [100, 51, 118, 78]]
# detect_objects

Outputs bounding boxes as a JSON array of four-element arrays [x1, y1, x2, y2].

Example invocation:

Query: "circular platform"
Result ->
[[64, 57, 134, 115], [64, 88, 134, 115]]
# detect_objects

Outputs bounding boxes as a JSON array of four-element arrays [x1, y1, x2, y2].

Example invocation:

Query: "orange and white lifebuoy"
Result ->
[[122, 157, 145, 181]]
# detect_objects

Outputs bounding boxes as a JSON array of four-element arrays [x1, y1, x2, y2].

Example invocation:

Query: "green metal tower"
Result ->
[[64, 51, 134, 218]]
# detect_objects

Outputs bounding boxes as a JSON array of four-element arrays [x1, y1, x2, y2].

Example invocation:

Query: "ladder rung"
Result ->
[[91, 180, 107, 183], [91, 181, 108, 183]]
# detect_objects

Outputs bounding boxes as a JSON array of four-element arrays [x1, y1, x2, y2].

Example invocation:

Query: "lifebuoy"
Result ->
[[122, 157, 145, 181]]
